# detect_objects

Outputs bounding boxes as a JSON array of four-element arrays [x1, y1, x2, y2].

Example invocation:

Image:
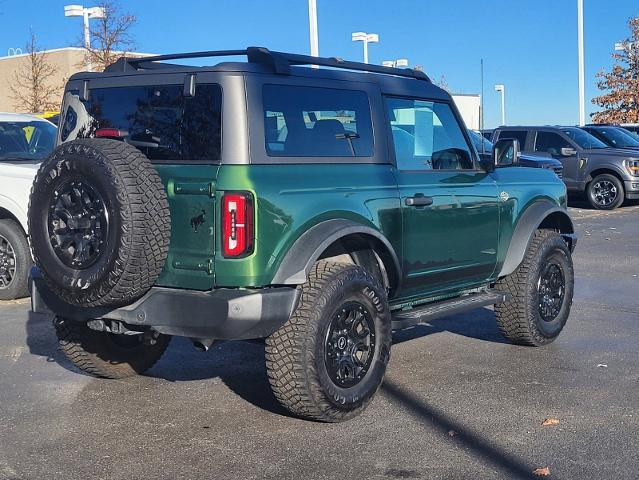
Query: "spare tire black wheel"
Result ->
[[28, 139, 171, 308]]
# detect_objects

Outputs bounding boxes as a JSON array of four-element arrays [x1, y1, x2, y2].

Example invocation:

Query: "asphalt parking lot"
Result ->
[[0, 203, 637, 480]]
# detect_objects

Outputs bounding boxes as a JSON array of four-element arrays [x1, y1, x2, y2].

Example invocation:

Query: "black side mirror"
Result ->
[[493, 138, 520, 168]]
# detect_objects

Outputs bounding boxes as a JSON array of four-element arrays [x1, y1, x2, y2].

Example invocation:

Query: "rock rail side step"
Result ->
[[391, 290, 511, 330]]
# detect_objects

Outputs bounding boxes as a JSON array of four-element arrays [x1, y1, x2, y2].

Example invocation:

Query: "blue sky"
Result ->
[[1, 0, 637, 127]]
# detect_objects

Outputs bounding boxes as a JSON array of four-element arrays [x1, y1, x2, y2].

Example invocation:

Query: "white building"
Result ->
[[452, 93, 481, 131]]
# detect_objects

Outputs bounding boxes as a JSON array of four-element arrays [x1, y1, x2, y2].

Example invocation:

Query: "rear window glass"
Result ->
[[59, 84, 222, 162], [263, 85, 373, 157]]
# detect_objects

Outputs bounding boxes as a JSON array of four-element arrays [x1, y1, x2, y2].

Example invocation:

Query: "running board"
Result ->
[[391, 290, 511, 331]]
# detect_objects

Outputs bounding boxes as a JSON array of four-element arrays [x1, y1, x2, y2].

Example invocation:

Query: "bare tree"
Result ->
[[591, 17, 639, 124], [83, 0, 137, 71], [435, 75, 451, 93], [9, 31, 59, 113]]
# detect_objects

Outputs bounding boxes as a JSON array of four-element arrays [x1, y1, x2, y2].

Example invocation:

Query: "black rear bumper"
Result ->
[[30, 269, 300, 340]]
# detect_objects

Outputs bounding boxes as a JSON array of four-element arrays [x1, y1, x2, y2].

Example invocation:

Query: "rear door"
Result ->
[[58, 74, 229, 290], [385, 97, 500, 299]]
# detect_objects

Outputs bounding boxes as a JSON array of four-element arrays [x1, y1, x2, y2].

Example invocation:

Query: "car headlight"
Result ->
[[625, 158, 639, 176]]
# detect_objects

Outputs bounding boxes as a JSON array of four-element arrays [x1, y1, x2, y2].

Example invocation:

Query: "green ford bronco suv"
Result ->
[[29, 48, 576, 422]]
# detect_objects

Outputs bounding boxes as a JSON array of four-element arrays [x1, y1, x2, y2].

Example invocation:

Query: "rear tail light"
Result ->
[[95, 128, 128, 138], [222, 192, 254, 258]]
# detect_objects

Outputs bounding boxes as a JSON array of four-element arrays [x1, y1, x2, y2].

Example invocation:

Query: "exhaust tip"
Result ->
[[191, 338, 215, 352]]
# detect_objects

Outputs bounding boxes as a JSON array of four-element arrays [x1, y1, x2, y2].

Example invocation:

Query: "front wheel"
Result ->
[[494, 229, 574, 346], [587, 173, 624, 210], [0, 219, 30, 300], [265, 261, 392, 422], [55, 318, 171, 378]]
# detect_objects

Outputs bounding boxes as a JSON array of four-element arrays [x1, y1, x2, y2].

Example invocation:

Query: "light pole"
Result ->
[[308, 0, 319, 68], [351, 32, 379, 64], [382, 59, 409, 68], [577, 0, 585, 126], [494, 84, 506, 126], [64, 4, 106, 71]]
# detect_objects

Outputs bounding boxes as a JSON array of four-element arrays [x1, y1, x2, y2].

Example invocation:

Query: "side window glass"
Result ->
[[535, 132, 570, 156], [385, 97, 474, 171], [262, 85, 373, 157], [497, 130, 528, 150]]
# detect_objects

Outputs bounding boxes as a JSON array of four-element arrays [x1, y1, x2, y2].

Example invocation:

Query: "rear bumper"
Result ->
[[30, 268, 300, 340]]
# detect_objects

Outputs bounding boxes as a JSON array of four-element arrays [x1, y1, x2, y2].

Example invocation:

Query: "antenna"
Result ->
[[480, 58, 484, 131]]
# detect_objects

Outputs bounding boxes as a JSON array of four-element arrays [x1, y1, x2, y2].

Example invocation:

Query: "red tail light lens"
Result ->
[[222, 192, 254, 258], [95, 128, 128, 138]]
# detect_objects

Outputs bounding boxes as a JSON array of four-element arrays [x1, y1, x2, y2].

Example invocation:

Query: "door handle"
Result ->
[[405, 195, 433, 207]]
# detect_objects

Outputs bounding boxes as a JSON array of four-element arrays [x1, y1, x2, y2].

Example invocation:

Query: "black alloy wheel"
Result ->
[[537, 262, 565, 322], [324, 301, 376, 388], [48, 179, 109, 269]]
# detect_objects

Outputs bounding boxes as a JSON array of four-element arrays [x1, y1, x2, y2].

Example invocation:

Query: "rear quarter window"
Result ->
[[263, 84, 374, 158], [59, 84, 222, 162]]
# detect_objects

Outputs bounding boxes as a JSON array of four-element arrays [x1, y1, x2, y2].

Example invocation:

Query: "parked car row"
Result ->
[[481, 125, 639, 210], [467, 129, 564, 177], [0, 113, 57, 300]]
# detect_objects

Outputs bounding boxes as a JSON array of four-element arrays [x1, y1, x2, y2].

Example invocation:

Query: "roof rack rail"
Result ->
[[105, 46, 431, 82]]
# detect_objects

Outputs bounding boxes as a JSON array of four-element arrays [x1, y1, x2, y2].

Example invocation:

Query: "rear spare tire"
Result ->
[[28, 139, 170, 307]]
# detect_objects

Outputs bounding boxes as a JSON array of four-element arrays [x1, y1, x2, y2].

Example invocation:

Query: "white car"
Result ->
[[0, 113, 57, 299]]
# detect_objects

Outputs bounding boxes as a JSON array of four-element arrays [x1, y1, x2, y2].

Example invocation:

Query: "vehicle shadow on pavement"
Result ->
[[381, 380, 543, 480], [25, 311, 78, 370], [392, 307, 509, 346], [24, 306, 510, 420], [149, 337, 290, 417], [24, 309, 290, 416]]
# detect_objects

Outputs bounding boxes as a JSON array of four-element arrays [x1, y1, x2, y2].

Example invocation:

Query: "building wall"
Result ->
[[0, 48, 89, 113], [0, 48, 151, 114], [452, 94, 481, 131]]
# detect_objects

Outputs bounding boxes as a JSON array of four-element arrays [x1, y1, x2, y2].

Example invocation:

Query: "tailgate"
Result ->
[[155, 165, 218, 290]]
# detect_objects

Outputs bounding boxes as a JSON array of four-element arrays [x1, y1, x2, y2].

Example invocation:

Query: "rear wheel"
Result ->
[[587, 173, 624, 210], [265, 261, 391, 422], [0, 219, 30, 300], [54, 317, 171, 378], [494, 229, 574, 346]]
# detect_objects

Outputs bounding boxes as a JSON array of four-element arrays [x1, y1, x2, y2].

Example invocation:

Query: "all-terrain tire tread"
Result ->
[[28, 139, 170, 307], [265, 261, 389, 422], [494, 229, 570, 346], [54, 318, 170, 379]]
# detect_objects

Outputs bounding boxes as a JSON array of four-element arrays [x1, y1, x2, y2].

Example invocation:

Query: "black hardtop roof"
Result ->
[[68, 46, 450, 100]]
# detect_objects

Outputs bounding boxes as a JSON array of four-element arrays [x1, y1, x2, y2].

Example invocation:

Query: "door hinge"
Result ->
[[173, 258, 214, 275], [174, 181, 216, 197]]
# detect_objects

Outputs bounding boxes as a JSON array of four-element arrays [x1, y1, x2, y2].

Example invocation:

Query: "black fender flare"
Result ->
[[271, 219, 401, 286], [498, 201, 575, 278]]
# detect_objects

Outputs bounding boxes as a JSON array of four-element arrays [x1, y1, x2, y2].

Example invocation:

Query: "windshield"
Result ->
[[0, 120, 57, 161], [590, 127, 639, 148], [561, 127, 607, 149], [467, 129, 493, 153]]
